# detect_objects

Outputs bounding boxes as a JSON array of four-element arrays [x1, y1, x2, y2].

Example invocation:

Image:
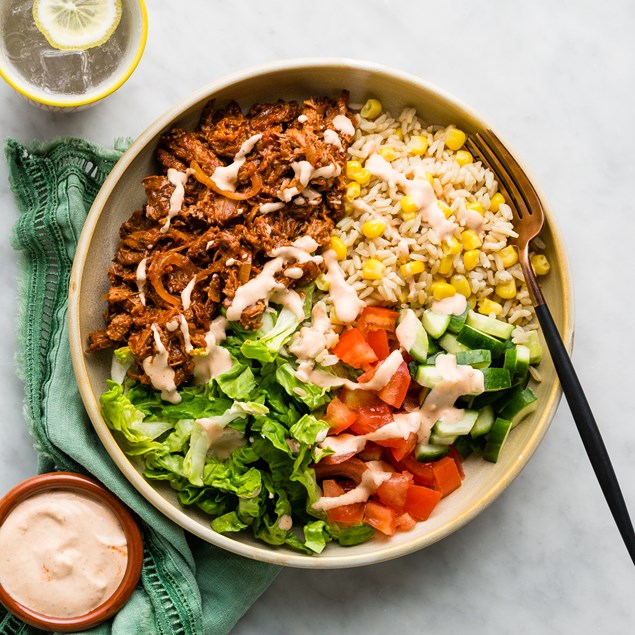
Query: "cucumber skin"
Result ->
[[483, 417, 513, 463], [456, 325, 507, 359]]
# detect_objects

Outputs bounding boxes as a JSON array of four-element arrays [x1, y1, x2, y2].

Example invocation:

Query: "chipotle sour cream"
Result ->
[[0, 490, 128, 619]]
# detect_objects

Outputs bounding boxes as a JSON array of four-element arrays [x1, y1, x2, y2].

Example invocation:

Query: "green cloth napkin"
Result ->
[[1, 138, 280, 635]]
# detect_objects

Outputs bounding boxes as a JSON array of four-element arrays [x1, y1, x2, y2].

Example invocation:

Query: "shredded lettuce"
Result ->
[[100, 284, 376, 553]]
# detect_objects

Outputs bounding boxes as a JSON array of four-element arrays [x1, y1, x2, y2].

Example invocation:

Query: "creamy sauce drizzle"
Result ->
[[322, 249, 365, 324], [295, 350, 404, 391], [136, 258, 147, 306], [395, 309, 421, 352], [0, 490, 127, 618], [142, 324, 180, 403], [465, 209, 484, 232], [278, 162, 341, 202], [210, 134, 262, 192], [365, 153, 457, 242], [283, 266, 304, 279], [193, 316, 233, 384], [160, 168, 192, 234], [332, 114, 355, 137], [289, 301, 334, 360], [323, 129, 343, 151], [312, 461, 391, 511], [411, 354, 484, 443], [181, 276, 196, 311], [259, 201, 285, 214], [226, 236, 321, 322], [270, 288, 306, 320], [431, 294, 468, 316]]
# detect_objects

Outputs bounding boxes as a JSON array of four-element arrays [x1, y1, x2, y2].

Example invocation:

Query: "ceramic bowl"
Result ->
[[0, 0, 147, 112], [0, 472, 143, 631], [68, 58, 573, 568]]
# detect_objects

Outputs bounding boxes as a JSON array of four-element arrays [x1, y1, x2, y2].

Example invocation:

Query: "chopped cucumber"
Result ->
[[456, 348, 492, 369], [429, 431, 457, 446], [481, 367, 512, 392], [515, 344, 530, 379], [433, 409, 479, 437], [483, 417, 513, 462], [470, 405, 495, 438], [415, 442, 450, 462], [438, 332, 470, 354], [427, 337, 442, 356], [447, 307, 469, 334], [503, 347, 517, 376], [426, 351, 443, 365], [466, 310, 515, 340], [498, 387, 538, 428], [457, 325, 507, 359], [422, 310, 451, 339], [396, 309, 429, 363], [527, 331, 543, 364], [414, 365, 443, 388], [453, 435, 473, 460]]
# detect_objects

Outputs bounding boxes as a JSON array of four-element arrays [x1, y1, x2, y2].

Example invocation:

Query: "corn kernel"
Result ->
[[346, 181, 361, 201], [330, 236, 348, 260], [408, 135, 429, 156], [437, 201, 453, 219], [361, 219, 386, 239], [438, 255, 454, 275], [360, 99, 383, 120], [531, 254, 551, 275], [394, 127, 404, 141], [362, 258, 386, 280], [461, 229, 482, 251], [442, 236, 462, 256], [346, 160, 362, 178], [352, 168, 371, 185], [315, 273, 330, 291], [463, 249, 480, 271], [499, 245, 518, 267], [329, 307, 343, 325], [495, 278, 517, 299], [445, 127, 467, 151], [455, 150, 473, 166], [423, 171, 434, 185], [466, 201, 484, 216], [344, 202, 355, 215], [401, 210, 417, 221], [478, 298, 503, 316], [400, 260, 425, 278], [490, 192, 505, 212], [431, 281, 456, 301], [467, 295, 477, 309], [451, 274, 471, 298], [379, 147, 397, 162], [400, 195, 418, 215]]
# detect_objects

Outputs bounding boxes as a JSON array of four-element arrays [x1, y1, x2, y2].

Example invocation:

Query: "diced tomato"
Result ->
[[323, 397, 357, 434], [333, 328, 378, 369], [448, 446, 465, 479], [364, 500, 397, 536], [395, 512, 417, 532], [376, 472, 413, 511], [323, 480, 365, 524], [404, 484, 442, 521], [366, 329, 390, 360], [378, 361, 411, 408], [388, 432, 418, 462], [340, 387, 382, 411], [394, 454, 436, 488], [350, 404, 393, 435], [356, 365, 378, 383], [356, 306, 399, 335], [431, 456, 463, 497], [357, 442, 385, 462]]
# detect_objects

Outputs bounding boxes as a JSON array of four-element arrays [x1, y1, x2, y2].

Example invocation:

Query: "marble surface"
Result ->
[[1, 0, 634, 633]]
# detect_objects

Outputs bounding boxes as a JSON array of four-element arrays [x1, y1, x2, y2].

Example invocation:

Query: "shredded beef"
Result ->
[[87, 93, 354, 388]]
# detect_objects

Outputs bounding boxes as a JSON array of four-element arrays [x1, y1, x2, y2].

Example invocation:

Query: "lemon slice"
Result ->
[[32, 0, 122, 51]]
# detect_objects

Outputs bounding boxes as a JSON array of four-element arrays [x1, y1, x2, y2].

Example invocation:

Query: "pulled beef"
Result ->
[[87, 93, 354, 389]]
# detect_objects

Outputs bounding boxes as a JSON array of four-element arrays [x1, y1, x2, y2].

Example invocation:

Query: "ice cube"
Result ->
[[3, 31, 30, 61], [40, 49, 91, 95]]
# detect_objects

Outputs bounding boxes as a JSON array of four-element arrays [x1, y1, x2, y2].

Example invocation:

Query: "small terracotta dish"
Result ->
[[0, 472, 143, 632]]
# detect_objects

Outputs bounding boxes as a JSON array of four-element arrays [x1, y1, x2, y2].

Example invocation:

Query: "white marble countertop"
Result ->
[[1, 1, 634, 633]]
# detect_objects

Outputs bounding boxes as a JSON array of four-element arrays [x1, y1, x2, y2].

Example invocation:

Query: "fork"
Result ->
[[467, 130, 635, 566]]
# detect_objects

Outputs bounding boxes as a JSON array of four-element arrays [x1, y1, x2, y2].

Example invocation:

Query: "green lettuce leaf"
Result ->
[[211, 511, 249, 533], [276, 363, 331, 411], [289, 414, 330, 446]]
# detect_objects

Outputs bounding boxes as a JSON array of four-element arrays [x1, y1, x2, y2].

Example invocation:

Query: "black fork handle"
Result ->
[[534, 302, 635, 565]]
